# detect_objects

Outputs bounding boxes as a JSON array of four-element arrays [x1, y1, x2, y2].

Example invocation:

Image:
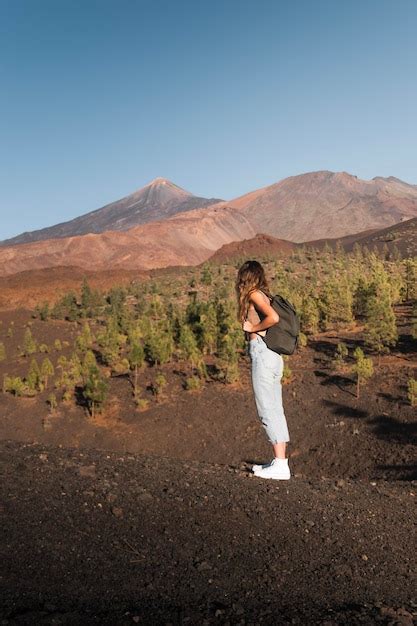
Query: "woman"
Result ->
[[236, 260, 291, 480]]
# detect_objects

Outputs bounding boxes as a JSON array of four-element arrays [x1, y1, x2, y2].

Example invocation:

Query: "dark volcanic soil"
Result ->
[[1, 308, 416, 624], [1, 440, 416, 625]]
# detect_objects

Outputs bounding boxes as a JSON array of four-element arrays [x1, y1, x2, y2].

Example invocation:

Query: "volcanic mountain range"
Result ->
[[1, 170, 417, 277]]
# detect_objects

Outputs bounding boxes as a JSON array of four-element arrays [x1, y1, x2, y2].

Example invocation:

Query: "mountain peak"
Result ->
[[147, 177, 173, 186]]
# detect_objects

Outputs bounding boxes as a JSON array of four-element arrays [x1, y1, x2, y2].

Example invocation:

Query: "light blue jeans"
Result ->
[[249, 335, 290, 444]]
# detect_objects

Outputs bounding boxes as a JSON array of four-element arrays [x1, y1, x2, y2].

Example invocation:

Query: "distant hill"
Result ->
[[221, 170, 417, 242], [1, 170, 417, 277], [342, 216, 417, 256], [208, 234, 296, 263], [1, 178, 222, 246], [207, 218, 417, 264], [0, 205, 256, 277]]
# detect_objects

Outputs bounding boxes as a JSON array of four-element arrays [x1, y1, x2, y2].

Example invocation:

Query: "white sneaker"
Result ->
[[253, 458, 291, 480], [252, 460, 274, 473]]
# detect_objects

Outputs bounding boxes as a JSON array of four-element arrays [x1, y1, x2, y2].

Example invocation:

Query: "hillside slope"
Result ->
[[1, 178, 222, 246], [0, 206, 256, 277], [224, 171, 417, 242]]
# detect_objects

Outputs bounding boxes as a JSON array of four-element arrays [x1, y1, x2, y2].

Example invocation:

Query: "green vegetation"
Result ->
[[22, 328, 37, 356], [333, 342, 348, 369], [1, 249, 415, 414], [407, 378, 417, 407], [351, 347, 374, 399], [82, 351, 108, 417], [47, 393, 58, 412]]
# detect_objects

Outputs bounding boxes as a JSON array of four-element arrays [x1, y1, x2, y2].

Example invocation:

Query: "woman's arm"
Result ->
[[242, 291, 279, 333]]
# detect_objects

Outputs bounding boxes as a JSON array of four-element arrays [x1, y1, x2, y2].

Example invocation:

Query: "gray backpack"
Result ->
[[262, 295, 300, 355]]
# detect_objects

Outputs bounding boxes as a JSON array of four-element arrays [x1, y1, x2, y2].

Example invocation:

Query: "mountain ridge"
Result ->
[[1, 170, 417, 276], [1, 177, 222, 247]]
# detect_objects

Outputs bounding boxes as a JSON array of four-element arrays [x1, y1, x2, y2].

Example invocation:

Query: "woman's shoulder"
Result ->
[[249, 289, 271, 302]]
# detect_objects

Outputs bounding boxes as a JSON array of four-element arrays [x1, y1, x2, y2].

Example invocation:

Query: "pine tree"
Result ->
[[27, 358, 41, 391], [83, 363, 108, 418], [217, 333, 240, 384], [320, 276, 353, 329], [47, 393, 58, 412], [128, 342, 144, 399], [35, 301, 50, 321], [40, 357, 55, 389], [82, 350, 97, 380], [97, 317, 122, 367], [407, 378, 417, 407], [144, 323, 173, 365], [150, 373, 168, 399], [404, 259, 417, 301], [353, 277, 372, 318], [364, 278, 398, 357], [411, 303, 417, 341], [333, 342, 348, 369], [80, 278, 94, 316], [351, 347, 373, 398], [199, 303, 218, 354], [201, 264, 213, 286], [51, 292, 79, 321], [300, 296, 320, 334], [76, 321, 94, 353], [54, 339, 62, 351], [22, 328, 37, 356]]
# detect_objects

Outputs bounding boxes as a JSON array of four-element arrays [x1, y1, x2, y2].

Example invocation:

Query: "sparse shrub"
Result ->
[[185, 375, 203, 391], [135, 397, 149, 411], [333, 342, 348, 369], [298, 332, 307, 348], [35, 302, 50, 321], [150, 373, 168, 398], [39, 343, 49, 353], [0, 342, 6, 362], [3, 375, 26, 396], [51, 292, 79, 321], [112, 358, 130, 375], [6, 325, 14, 338], [62, 389, 72, 402], [282, 357, 292, 384], [407, 378, 417, 407], [54, 339, 62, 351], [47, 393, 57, 412], [80, 278, 103, 318]]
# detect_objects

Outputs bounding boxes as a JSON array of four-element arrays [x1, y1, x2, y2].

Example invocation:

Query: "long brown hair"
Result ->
[[235, 260, 272, 322]]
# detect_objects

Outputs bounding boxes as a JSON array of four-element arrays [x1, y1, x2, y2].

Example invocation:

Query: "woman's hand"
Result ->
[[243, 320, 254, 333]]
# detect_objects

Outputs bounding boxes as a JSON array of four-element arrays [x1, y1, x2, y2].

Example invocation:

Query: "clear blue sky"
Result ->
[[1, 0, 416, 240]]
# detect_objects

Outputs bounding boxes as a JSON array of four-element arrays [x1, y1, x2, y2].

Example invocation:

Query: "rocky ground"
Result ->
[[1, 306, 416, 624], [1, 440, 416, 625]]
